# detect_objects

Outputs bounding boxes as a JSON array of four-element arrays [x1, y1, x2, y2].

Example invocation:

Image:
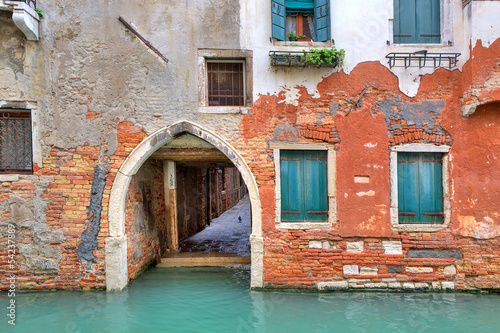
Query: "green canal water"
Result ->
[[2, 267, 500, 333]]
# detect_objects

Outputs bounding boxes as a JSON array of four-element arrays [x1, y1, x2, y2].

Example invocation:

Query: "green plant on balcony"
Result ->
[[304, 47, 345, 67], [287, 31, 298, 41]]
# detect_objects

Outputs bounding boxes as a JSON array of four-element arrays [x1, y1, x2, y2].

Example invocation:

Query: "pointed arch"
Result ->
[[105, 121, 263, 290]]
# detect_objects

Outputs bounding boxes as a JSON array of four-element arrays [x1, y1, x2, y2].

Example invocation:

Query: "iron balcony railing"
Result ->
[[386, 51, 461, 69]]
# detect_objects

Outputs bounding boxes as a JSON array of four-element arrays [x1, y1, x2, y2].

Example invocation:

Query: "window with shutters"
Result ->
[[280, 150, 328, 222], [397, 152, 443, 223], [0, 110, 33, 173], [393, 0, 441, 44], [272, 143, 336, 229], [272, 0, 331, 42], [390, 144, 450, 232]]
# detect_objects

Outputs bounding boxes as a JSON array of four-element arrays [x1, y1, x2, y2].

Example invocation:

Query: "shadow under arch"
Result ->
[[105, 120, 263, 290]]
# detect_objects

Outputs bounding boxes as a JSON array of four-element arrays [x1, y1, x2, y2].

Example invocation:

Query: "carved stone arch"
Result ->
[[105, 121, 263, 290]]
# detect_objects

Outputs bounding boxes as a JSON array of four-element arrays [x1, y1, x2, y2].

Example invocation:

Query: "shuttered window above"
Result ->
[[394, 0, 440, 44], [272, 0, 331, 42]]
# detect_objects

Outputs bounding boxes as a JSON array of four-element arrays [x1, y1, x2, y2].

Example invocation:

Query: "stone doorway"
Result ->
[[105, 121, 263, 290]]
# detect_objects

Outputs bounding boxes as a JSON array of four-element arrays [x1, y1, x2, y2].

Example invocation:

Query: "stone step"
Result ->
[[158, 252, 251, 267]]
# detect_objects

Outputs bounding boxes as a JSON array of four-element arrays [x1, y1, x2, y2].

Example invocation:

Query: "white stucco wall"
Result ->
[[242, 0, 500, 100]]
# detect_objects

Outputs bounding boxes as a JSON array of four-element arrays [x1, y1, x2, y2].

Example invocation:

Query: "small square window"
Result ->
[[0, 111, 32, 173], [207, 61, 245, 107]]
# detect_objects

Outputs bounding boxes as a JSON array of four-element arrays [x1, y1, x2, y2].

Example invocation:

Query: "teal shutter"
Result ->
[[398, 153, 419, 223], [303, 151, 328, 222], [281, 150, 328, 222], [398, 152, 443, 224], [394, 0, 440, 44], [272, 0, 286, 41], [281, 150, 305, 222], [419, 153, 443, 223], [394, 0, 416, 44], [416, 0, 440, 43], [314, 0, 330, 42]]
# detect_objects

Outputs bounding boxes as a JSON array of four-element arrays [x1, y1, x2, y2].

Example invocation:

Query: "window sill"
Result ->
[[0, 174, 21, 182], [199, 106, 252, 115], [391, 223, 448, 233], [273, 40, 332, 48], [276, 222, 332, 230]]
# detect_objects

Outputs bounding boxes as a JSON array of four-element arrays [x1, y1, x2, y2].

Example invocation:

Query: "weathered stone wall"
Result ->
[[0, 0, 499, 291]]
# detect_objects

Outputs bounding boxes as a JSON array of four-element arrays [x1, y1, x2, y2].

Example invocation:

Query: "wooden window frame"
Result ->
[[390, 144, 451, 232], [271, 142, 336, 230]]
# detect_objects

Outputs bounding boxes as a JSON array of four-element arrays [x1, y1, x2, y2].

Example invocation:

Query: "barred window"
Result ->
[[0, 111, 32, 173], [207, 61, 245, 107]]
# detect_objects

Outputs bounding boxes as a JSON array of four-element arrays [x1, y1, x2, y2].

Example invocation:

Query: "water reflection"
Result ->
[[1, 268, 499, 333]]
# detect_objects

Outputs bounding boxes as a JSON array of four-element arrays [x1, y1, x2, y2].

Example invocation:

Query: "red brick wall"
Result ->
[[243, 39, 500, 291], [125, 159, 166, 280]]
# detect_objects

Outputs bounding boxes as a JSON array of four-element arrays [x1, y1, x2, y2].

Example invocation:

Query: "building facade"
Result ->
[[0, 0, 499, 291]]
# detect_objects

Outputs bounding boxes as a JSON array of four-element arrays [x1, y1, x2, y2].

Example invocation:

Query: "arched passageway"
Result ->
[[105, 121, 263, 290]]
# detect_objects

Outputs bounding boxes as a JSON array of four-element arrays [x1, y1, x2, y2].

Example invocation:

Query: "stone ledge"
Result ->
[[2, 1, 40, 41], [316, 281, 456, 291]]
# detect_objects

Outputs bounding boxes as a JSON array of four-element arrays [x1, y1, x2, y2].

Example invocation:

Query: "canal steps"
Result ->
[[159, 252, 250, 267]]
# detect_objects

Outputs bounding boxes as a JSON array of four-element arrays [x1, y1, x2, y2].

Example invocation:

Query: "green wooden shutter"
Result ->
[[419, 152, 443, 223], [314, 0, 330, 42], [272, 0, 286, 41], [398, 152, 443, 224], [394, 0, 440, 44], [281, 150, 328, 222], [398, 152, 419, 223], [281, 150, 305, 222], [416, 0, 440, 43], [303, 150, 328, 222], [394, 0, 416, 44]]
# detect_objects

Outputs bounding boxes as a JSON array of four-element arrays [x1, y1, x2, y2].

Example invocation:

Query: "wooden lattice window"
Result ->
[[0, 111, 32, 173], [207, 61, 245, 107]]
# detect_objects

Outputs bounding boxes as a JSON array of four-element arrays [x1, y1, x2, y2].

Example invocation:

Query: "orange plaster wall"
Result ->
[[447, 102, 500, 239], [335, 107, 392, 238]]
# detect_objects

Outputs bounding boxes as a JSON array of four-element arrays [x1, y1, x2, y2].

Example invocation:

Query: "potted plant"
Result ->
[[287, 31, 298, 41], [297, 35, 311, 42]]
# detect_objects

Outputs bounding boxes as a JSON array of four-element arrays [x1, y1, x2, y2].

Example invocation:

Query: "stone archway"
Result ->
[[105, 121, 263, 290]]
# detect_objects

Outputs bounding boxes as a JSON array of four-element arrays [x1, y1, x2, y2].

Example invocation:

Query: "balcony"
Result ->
[[269, 47, 345, 68], [0, 0, 40, 41]]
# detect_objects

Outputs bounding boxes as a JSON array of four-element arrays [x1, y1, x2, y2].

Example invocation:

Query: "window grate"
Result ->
[[0, 112, 32, 173], [207, 62, 244, 106]]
